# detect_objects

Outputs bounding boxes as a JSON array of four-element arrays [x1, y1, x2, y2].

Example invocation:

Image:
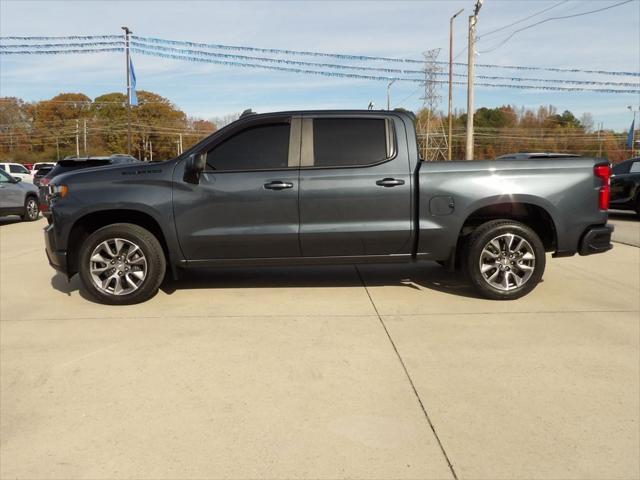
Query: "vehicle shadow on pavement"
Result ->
[[0, 216, 23, 226], [159, 263, 482, 299], [608, 210, 639, 222], [50, 263, 482, 302]]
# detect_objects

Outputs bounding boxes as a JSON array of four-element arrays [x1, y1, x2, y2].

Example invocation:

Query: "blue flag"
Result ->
[[129, 57, 138, 106]]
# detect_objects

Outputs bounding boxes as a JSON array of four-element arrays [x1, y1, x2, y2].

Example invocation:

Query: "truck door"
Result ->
[[298, 115, 412, 257], [172, 116, 301, 260]]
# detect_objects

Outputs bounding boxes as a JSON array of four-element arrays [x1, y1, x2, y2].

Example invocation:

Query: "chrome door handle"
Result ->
[[264, 181, 294, 190], [376, 178, 405, 187]]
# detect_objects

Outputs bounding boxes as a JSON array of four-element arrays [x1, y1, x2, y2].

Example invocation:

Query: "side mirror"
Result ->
[[183, 153, 207, 184], [13, 177, 22, 183]]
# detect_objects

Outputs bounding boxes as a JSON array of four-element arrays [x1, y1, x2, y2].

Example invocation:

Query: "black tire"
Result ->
[[635, 196, 640, 218], [78, 223, 166, 305], [463, 219, 546, 300], [21, 195, 39, 222]]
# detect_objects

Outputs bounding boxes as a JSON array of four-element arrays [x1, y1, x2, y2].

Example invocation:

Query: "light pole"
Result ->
[[448, 8, 464, 160], [387, 79, 396, 110], [466, 0, 483, 160]]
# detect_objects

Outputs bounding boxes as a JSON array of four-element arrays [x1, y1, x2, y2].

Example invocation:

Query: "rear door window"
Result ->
[[312, 118, 391, 167], [630, 161, 640, 173]]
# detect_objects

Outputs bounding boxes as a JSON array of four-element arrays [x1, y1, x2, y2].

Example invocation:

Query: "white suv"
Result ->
[[0, 163, 34, 183]]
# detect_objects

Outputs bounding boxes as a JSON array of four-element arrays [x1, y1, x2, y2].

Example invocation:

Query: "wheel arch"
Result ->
[[459, 201, 558, 250], [66, 209, 172, 277]]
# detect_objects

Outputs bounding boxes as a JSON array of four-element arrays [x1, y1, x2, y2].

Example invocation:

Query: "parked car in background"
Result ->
[[0, 162, 34, 183], [31, 162, 56, 173], [0, 169, 39, 221], [495, 153, 581, 160], [33, 166, 53, 187], [39, 154, 140, 221], [43, 110, 613, 304], [610, 157, 640, 216]]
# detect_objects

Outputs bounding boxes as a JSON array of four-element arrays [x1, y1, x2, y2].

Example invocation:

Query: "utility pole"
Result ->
[[597, 122, 603, 158], [83, 119, 87, 155], [387, 79, 395, 110], [149, 141, 153, 162], [449, 8, 464, 161], [55, 137, 60, 161], [122, 26, 133, 155], [75, 119, 80, 157], [466, 0, 483, 160], [179, 133, 183, 155]]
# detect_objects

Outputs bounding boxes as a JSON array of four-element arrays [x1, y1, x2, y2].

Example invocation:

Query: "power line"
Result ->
[[480, 0, 636, 53], [453, 0, 570, 61], [478, 0, 570, 39]]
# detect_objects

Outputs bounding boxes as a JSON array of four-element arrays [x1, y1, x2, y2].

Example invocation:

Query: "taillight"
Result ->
[[40, 178, 50, 186], [594, 164, 611, 210]]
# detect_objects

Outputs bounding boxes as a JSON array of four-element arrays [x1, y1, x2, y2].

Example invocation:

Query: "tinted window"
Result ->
[[0, 165, 5, 171], [206, 123, 290, 171], [313, 118, 388, 167], [9, 164, 28, 174], [613, 161, 631, 175]]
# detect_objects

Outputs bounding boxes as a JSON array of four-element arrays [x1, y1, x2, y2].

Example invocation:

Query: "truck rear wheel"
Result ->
[[78, 223, 166, 305], [464, 220, 546, 300]]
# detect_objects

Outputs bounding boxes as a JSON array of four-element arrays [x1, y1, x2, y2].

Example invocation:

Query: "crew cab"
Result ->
[[44, 110, 614, 304]]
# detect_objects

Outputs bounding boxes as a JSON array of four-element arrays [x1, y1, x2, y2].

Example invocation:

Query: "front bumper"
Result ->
[[579, 224, 614, 256], [44, 222, 68, 274]]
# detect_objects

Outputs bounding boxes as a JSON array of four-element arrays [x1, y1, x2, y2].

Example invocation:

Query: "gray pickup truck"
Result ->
[[44, 110, 613, 304]]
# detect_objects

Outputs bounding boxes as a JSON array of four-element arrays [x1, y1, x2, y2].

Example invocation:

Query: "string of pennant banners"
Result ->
[[1, 34, 639, 95]]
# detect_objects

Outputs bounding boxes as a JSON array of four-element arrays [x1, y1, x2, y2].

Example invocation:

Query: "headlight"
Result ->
[[48, 184, 69, 199]]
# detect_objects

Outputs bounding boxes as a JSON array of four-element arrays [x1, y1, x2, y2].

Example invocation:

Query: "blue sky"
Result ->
[[1, 0, 639, 130]]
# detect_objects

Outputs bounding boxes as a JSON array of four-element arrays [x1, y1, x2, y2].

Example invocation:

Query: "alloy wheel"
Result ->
[[89, 238, 148, 295], [478, 233, 536, 291]]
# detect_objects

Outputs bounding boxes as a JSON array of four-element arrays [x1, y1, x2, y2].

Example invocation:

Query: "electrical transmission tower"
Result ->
[[418, 48, 449, 161]]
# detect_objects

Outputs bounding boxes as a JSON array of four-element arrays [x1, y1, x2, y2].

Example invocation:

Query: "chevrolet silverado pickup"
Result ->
[[44, 110, 614, 304]]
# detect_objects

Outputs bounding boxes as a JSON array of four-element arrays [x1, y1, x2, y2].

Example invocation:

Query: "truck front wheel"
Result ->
[[464, 220, 546, 300], [78, 223, 166, 305]]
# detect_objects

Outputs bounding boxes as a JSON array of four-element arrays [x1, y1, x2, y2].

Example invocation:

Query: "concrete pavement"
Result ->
[[1, 218, 639, 479]]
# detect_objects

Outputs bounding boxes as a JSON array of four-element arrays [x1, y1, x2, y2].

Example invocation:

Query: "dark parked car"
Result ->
[[33, 166, 53, 187], [610, 157, 640, 216], [39, 155, 140, 220], [0, 169, 39, 221], [44, 110, 613, 304]]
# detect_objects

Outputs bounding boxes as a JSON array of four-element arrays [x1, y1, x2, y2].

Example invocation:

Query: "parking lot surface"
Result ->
[[1, 217, 639, 479]]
